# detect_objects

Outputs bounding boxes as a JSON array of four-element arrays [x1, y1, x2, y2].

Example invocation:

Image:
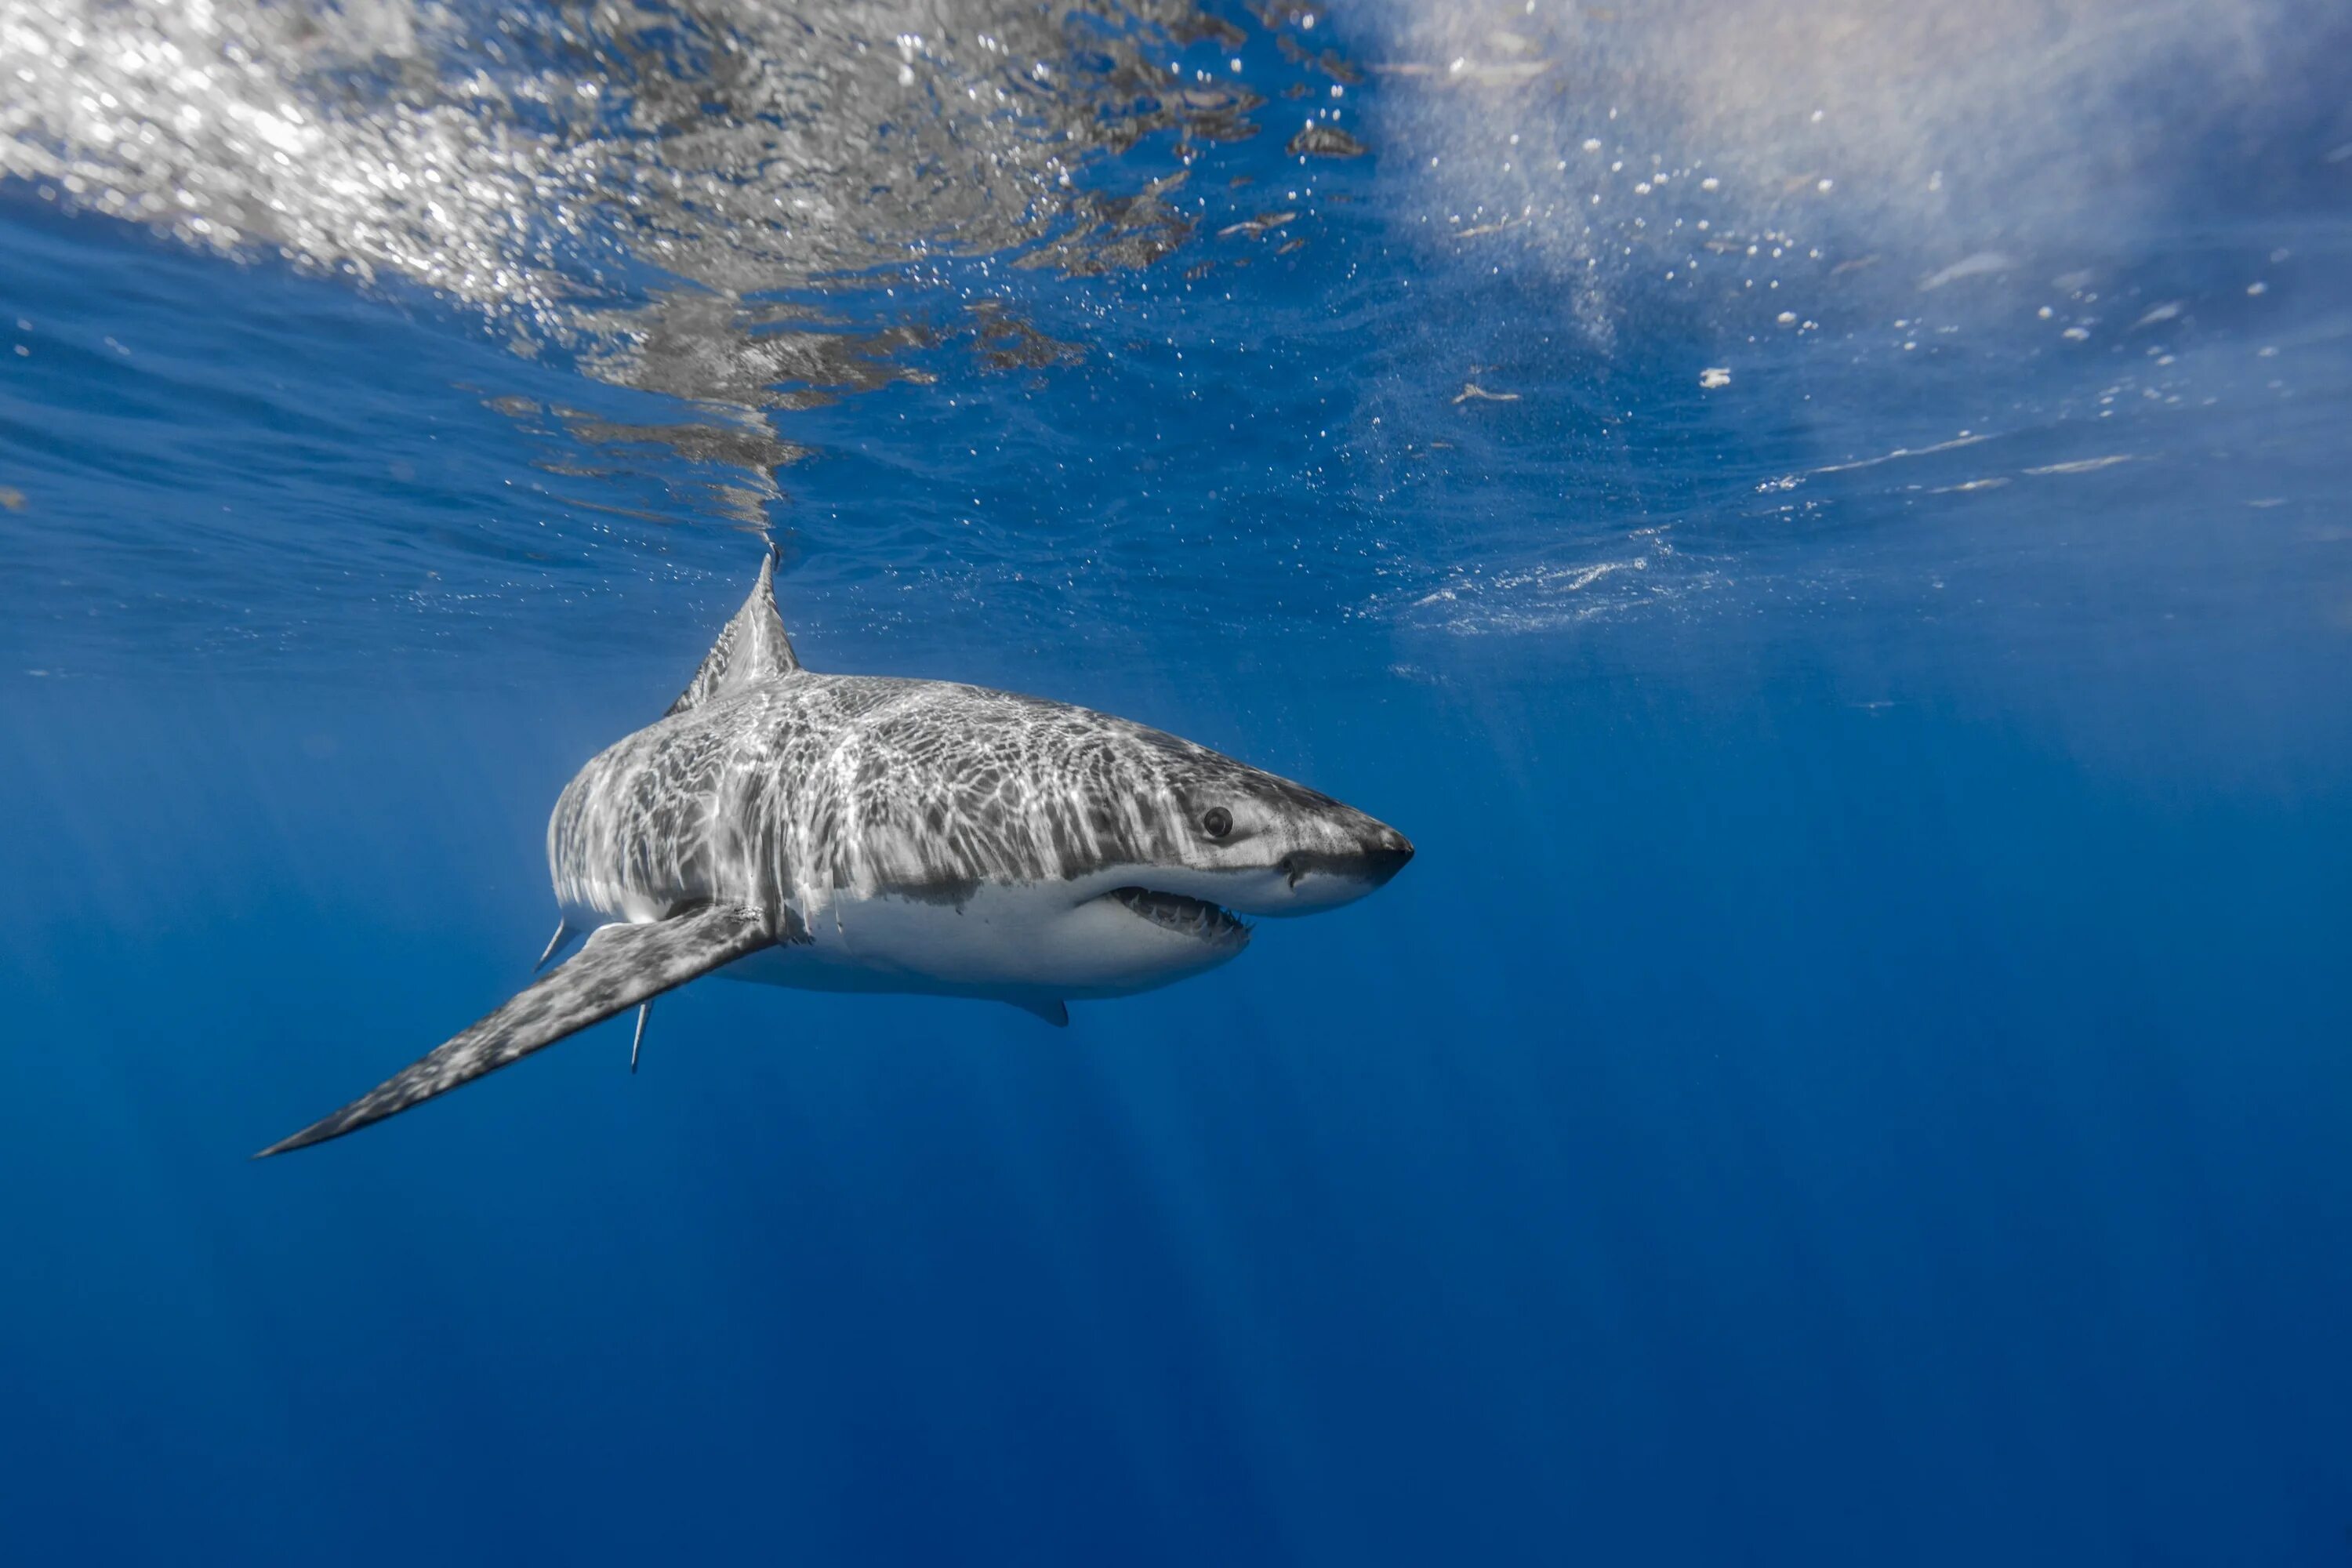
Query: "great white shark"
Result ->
[[260, 557, 1412, 1155]]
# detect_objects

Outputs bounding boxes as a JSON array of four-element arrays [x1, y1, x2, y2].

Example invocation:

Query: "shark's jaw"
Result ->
[[717, 873, 1255, 1004], [1068, 835, 1414, 927], [1097, 885, 1252, 949]]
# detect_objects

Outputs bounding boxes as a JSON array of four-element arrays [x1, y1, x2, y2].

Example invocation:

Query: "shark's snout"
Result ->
[[1258, 821, 1414, 913], [1361, 825, 1415, 887], [1281, 831, 1413, 889]]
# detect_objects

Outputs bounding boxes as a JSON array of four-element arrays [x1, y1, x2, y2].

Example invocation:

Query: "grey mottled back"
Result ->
[[550, 673, 1353, 921]]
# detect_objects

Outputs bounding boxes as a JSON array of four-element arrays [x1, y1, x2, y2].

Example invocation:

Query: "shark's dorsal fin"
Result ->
[[668, 553, 801, 716]]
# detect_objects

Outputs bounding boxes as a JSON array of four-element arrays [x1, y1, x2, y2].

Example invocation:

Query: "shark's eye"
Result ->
[[1200, 807, 1233, 840]]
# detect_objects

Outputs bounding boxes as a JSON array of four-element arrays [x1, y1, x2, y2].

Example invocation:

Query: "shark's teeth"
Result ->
[[1105, 887, 1250, 945]]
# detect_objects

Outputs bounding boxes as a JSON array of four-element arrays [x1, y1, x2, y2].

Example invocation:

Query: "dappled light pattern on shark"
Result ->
[[554, 671, 1390, 924]]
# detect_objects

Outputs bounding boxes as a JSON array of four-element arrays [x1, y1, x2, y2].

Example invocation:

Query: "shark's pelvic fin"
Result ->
[[257, 906, 773, 1156], [1006, 995, 1070, 1028], [630, 1000, 652, 1073], [534, 919, 579, 973], [667, 553, 801, 716]]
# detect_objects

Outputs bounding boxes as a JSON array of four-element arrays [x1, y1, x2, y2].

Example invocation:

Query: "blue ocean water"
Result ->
[[4, 2, 2351, 1561]]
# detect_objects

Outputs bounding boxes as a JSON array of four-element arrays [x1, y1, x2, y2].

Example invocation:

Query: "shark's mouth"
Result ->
[[1102, 887, 1251, 946]]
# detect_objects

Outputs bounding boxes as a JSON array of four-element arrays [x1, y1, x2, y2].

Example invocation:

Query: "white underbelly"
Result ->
[[720, 881, 1239, 1001]]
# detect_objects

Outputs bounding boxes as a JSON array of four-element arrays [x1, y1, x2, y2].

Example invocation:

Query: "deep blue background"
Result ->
[[5, 621, 2348, 1563], [6, 2, 2352, 1559]]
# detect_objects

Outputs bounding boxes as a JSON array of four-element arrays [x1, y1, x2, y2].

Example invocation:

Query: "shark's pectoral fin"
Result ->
[[258, 905, 773, 1157], [1005, 995, 1069, 1028]]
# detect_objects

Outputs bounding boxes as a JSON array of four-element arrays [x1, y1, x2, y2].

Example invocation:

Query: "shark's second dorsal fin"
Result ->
[[669, 553, 801, 716]]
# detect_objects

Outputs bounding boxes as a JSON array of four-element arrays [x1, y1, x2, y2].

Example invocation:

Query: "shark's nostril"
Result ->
[[1279, 832, 1414, 891], [1359, 839, 1413, 886]]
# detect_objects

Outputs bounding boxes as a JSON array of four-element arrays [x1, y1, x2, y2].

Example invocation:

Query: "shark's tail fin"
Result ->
[[256, 905, 774, 1156]]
